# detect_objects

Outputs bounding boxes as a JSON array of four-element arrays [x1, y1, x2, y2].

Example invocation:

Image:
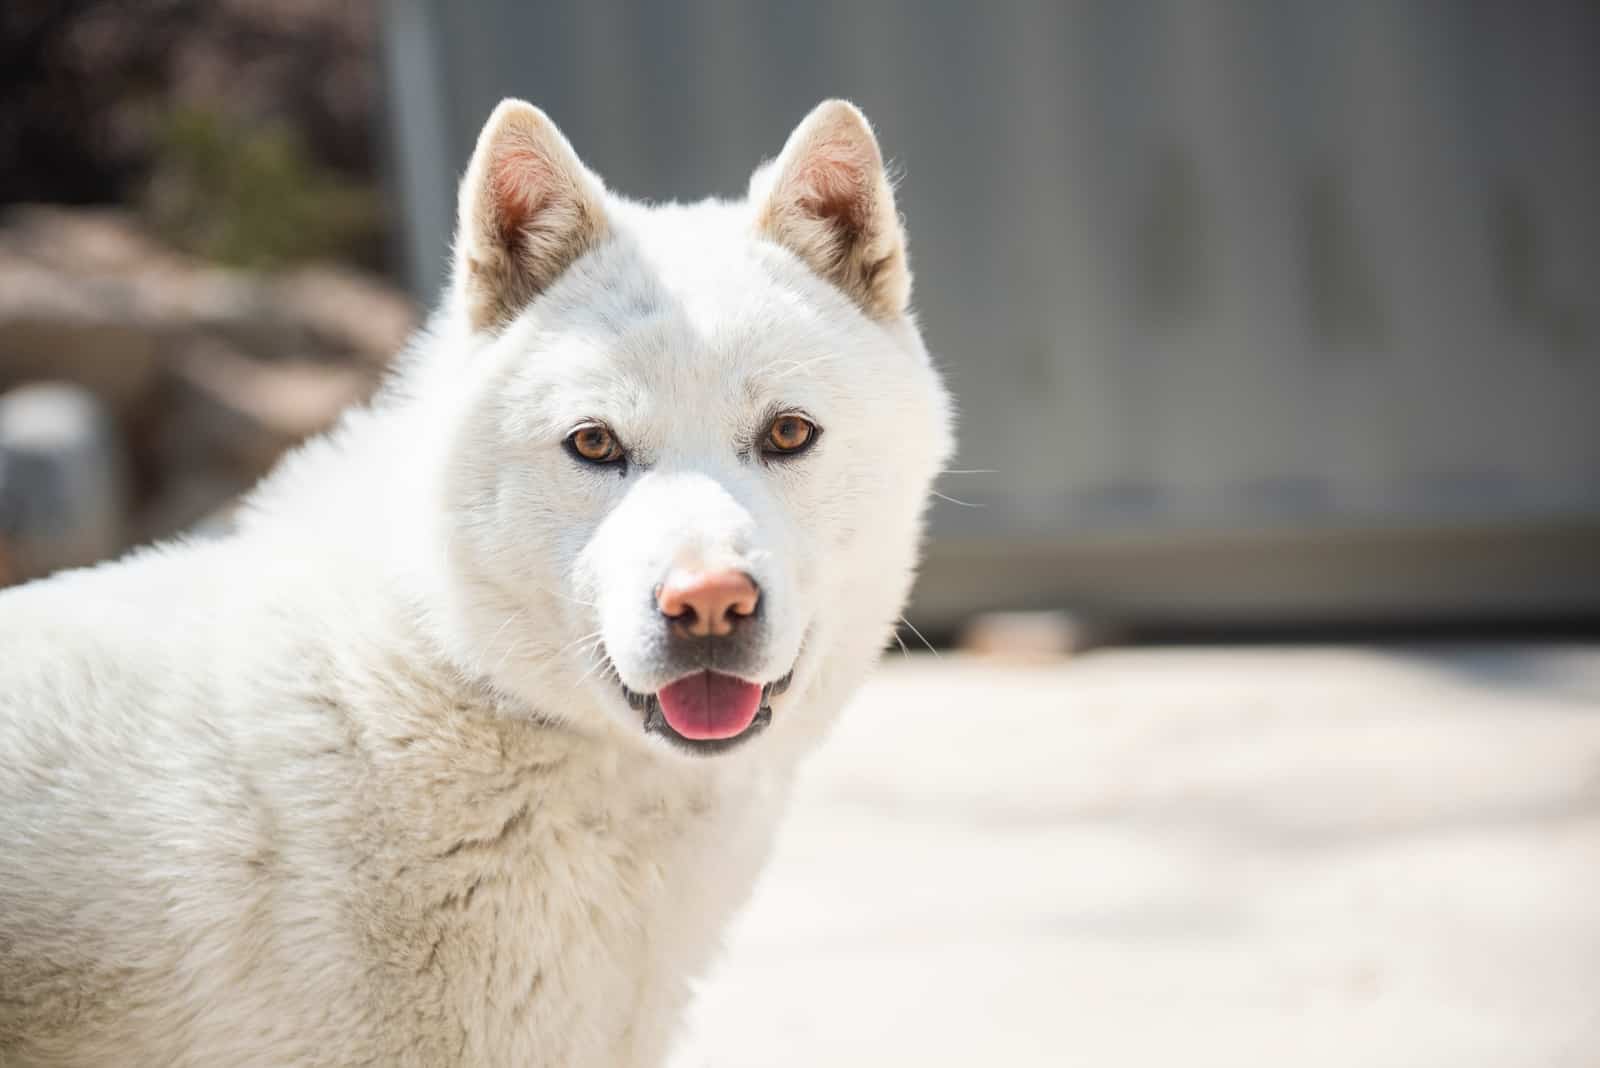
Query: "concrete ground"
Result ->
[[671, 645, 1600, 1068]]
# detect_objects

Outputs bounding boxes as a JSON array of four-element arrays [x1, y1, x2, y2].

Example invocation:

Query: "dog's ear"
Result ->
[[753, 100, 910, 319], [453, 99, 608, 333]]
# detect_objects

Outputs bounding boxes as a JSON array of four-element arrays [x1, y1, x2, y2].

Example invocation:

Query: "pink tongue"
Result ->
[[656, 671, 764, 741]]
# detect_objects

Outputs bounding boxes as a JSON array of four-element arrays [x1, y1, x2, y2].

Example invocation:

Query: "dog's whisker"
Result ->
[[556, 628, 605, 658], [532, 585, 597, 608], [485, 609, 528, 654], [573, 649, 615, 687], [898, 615, 940, 658], [760, 351, 837, 372], [489, 636, 531, 677], [931, 490, 982, 508], [488, 618, 604, 678], [765, 352, 845, 383], [575, 642, 608, 674], [939, 468, 997, 476]]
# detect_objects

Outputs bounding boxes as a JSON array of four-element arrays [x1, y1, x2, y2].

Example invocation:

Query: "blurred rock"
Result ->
[[0, 205, 417, 582], [161, 341, 371, 479], [128, 470, 250, 551], [0, 209, 170, 417], [0, 206, 415, 372], [0, 383, 126, 582], [268, 266, 418, 366], [958, 610, 1117, 660], [0, 314, 164, 420]]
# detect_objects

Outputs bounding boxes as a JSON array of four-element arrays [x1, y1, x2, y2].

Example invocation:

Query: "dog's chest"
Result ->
[[355, 736, 765, 1067]]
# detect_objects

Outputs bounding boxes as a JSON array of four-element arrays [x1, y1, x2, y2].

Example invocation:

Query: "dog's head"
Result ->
[[426, 99, 951, 759]]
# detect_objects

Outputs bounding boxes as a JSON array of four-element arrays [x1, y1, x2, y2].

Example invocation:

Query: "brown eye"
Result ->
[[566, 424, 624, 465], [763, 413, 818, 456]]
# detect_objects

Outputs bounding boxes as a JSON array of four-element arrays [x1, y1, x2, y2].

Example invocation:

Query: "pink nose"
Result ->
[[656, 569, 760, 638]]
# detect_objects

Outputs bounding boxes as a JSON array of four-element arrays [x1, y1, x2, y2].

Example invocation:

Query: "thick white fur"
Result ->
[[0, 100, 951, 1067]]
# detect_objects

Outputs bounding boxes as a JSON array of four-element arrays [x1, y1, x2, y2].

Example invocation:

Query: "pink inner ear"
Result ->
[[790, 141, 873, 232], [489, 143, 554, 238]]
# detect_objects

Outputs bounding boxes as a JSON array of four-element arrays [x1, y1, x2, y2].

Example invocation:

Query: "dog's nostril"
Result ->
[[655, 568, 760, 638]]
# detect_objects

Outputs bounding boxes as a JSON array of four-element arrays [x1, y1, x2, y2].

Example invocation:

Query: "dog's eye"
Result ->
[[565, 424, 624, 465], [763, 413, 818, 457]]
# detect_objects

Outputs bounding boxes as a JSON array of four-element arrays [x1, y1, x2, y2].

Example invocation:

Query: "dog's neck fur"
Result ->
[[139, 448, 800, 1065], [296, 617, 783, 1065]]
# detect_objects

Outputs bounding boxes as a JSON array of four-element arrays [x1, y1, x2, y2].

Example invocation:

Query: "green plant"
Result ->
[[145, 106, 380, 268]]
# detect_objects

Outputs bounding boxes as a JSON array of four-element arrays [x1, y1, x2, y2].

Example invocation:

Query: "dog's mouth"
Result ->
[[622, 669, 793, 756]]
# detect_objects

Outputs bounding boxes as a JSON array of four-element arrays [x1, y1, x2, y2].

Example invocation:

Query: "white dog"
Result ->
[[0, 98, 951, 1067]]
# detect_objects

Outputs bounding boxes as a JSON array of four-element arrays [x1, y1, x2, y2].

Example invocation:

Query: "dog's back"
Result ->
[[0, 549, 366, 1065]]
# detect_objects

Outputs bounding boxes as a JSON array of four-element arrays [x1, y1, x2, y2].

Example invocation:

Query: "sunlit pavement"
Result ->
[[672, 646, 1600, 1068]]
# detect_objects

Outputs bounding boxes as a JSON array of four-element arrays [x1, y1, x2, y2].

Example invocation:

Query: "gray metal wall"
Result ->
[[383, 1, 1600, 627]]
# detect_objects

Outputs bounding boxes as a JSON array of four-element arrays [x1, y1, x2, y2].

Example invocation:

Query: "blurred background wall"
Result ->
[[384, 0, 1600, 634], [2, 0, 1597, 635]]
